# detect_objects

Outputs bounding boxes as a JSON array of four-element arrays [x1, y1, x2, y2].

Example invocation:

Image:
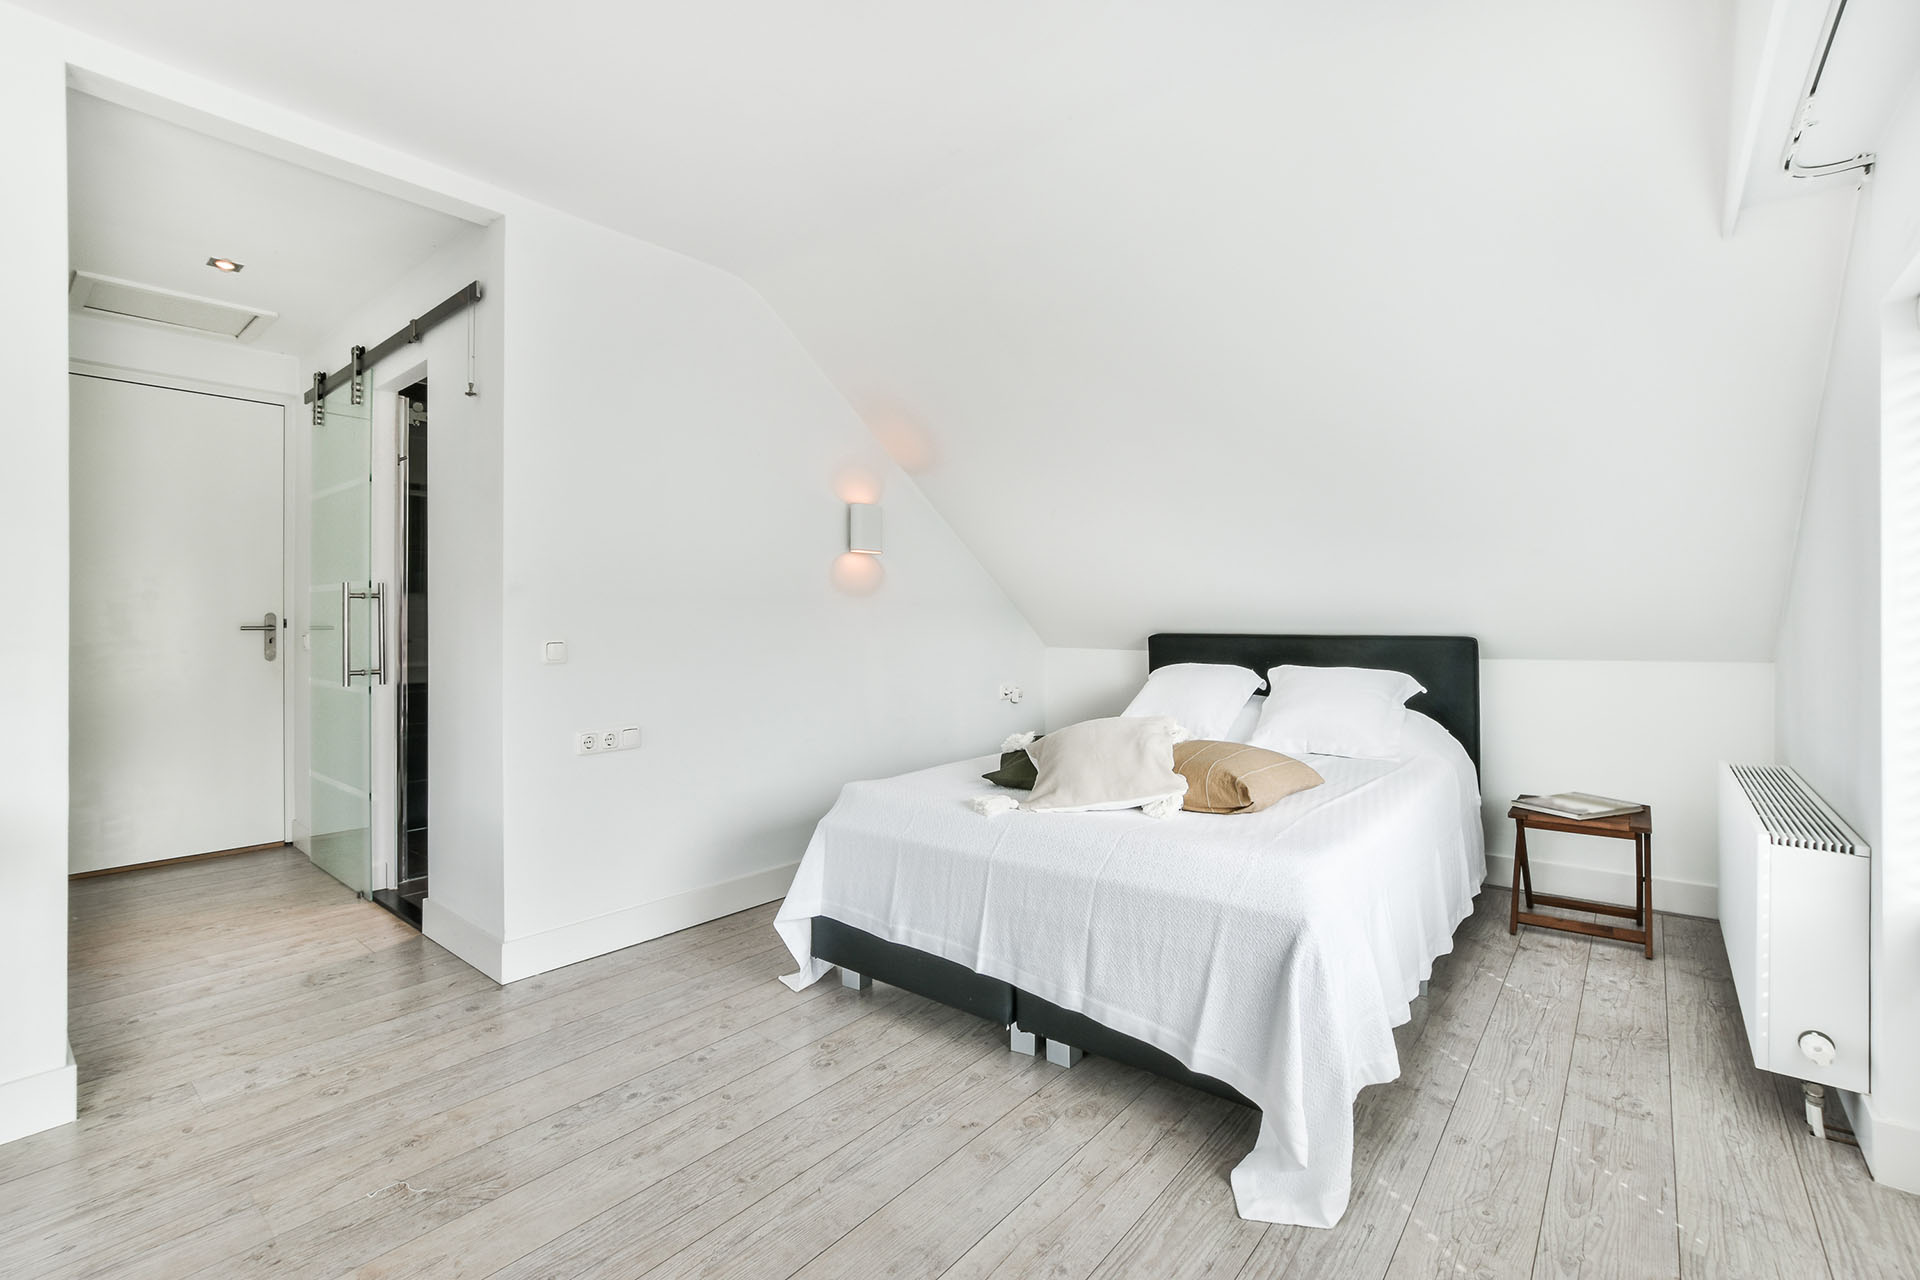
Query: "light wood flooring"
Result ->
[[4, 846, 1917, 1279]]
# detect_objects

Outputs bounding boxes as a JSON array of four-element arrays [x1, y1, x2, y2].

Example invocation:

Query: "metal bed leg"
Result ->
[[839, 967, 871, 992], [1044, 1039, 1084, 1068], [1009, 1023, 1038, 1056]]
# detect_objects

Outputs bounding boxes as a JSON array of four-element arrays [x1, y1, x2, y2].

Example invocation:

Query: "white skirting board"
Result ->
[[1842, 1090, 1920, 1195], [425, 861, 801, 986], [1483, 850, 1717, 920], [0, 1045, 76, 1146], [422, 897, 507, 983]]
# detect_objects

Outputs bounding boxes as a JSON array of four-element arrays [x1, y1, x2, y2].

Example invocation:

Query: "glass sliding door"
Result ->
[[308, 371, 380, 895]]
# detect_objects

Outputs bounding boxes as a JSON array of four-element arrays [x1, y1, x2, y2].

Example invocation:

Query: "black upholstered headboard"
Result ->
[[1146, 633, 1481, 774]]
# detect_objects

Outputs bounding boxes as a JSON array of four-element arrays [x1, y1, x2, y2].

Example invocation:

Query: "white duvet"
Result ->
[[774, 711, 1485, 1227]]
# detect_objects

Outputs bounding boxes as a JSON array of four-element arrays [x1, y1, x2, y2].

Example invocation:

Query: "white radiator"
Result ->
[[1717, 764, 1870, 1093]]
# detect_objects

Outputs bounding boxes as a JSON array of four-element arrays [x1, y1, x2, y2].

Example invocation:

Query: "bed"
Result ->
[[774, 633, 1485, 1227]]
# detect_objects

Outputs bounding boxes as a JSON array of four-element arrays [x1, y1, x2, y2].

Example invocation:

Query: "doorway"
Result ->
[[68, 374, 287, 873], [374, 379, 430, 926]]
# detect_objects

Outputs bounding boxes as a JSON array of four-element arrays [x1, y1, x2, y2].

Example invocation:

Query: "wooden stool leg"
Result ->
[[1633, 833, 1645, 929], [1509, 823, 1527, 935], [1642, 831, 1655, 959]]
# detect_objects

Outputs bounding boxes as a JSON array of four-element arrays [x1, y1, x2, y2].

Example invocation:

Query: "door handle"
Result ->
[[239, 611, 278, 661], [339, 584, 388, 687]]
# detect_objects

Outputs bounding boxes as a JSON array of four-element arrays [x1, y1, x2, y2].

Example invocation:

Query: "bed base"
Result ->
[[813, 916, 1253, 1107]]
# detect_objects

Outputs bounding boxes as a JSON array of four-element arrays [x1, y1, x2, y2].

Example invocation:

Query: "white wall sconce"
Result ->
[[848, 502, 883, 555]]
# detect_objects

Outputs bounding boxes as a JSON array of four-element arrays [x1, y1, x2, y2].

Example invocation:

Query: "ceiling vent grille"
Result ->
[[68, 271, 277, 342]]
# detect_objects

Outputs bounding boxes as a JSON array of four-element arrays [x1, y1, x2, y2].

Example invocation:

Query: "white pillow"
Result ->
[[1246, 665, 1426, 759], [1121, 663, 1264, 740], [1018, 716, 1188, 817]]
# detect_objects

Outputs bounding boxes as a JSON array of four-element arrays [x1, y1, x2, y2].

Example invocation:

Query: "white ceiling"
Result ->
[[66, 89, 480, 356], [31, 1, 1920, 658]]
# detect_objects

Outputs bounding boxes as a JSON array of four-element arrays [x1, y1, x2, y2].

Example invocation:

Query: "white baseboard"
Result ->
[[493, 861, 800, 985], [0, 1045, 77, 1146], [1484, 851, 1717, 920], [422, 898, 506, 984], [1842, 1091, 1920, 1194]]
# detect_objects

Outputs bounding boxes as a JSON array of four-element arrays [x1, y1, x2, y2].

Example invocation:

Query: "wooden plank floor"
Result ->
[[3, 848, 1914, 1279]]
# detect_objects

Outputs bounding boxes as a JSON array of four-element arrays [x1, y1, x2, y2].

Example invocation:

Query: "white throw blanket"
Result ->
[[774, 712, 1485, 1227]]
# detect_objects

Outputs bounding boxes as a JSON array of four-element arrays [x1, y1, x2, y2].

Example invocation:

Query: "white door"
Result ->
[[69, 374, 286, 873]]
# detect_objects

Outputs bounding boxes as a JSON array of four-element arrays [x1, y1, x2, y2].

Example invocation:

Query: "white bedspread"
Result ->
[[774, 712, 1485, 1227]]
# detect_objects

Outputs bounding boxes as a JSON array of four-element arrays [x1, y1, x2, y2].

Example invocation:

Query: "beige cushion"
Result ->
[[1173, 740, 1324, 814], [1022, 716, 1187, 814]]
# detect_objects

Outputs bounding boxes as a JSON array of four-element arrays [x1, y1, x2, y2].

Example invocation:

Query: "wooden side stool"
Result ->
[[1507, 798, 1654, 958]]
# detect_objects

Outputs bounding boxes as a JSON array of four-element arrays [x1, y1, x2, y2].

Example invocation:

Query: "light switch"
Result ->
[[618, 727, 641, 750], [543, 641, 568, 664]]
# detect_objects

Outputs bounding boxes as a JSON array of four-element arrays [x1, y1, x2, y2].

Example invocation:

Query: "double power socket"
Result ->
[[576, 726, 642, 756]]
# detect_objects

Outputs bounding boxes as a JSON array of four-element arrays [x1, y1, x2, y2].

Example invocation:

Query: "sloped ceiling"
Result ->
[[25, 0, 1908, 657]]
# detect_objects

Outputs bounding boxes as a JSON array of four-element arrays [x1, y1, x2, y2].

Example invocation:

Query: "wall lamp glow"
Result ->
[[847, 502, 883, 555]]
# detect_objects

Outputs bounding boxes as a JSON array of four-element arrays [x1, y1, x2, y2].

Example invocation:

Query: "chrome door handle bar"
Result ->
[[340, 583, 389, 686]]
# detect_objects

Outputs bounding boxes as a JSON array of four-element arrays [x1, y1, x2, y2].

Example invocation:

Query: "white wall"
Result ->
[[490, 209, 1043, 980], [0, 11, 76, 1144], [1776, 79, 1920, 1192], [1044, 648, 1774, 919], [1478, 660, 1773, 918], [1043, 647, 1150, 733]]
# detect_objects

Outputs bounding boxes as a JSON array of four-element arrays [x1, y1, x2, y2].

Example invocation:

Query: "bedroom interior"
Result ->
[[1, 0, 1919, 1277]]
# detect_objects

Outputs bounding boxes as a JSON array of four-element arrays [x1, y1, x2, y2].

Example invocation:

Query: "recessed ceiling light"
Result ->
[[206, 257, 244, 273]]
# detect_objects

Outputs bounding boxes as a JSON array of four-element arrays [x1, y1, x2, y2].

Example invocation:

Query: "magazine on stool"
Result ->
[[1511, 792, 1641, 821]]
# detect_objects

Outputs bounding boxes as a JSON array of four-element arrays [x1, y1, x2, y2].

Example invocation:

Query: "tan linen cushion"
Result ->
[[1173, 740, 1324, 814], [1022, 716, 1188, 814]]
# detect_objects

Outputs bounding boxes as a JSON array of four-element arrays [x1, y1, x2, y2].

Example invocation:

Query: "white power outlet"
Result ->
[[576, 726, 642, 756], [999, 684, 1024, 705]]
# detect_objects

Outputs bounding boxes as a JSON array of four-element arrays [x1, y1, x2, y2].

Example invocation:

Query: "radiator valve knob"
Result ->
[[1799, 1030, 1837, 1067]]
